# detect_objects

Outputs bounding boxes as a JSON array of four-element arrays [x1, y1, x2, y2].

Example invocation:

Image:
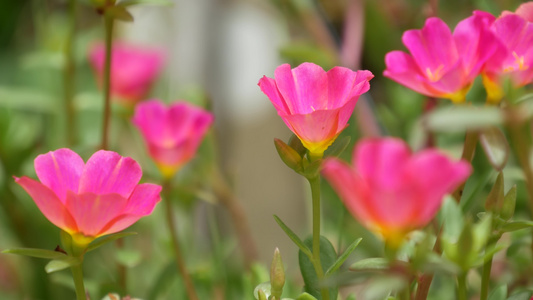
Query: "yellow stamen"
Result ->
[[505, 51, 529, 72], [425, 64, 445, 82]]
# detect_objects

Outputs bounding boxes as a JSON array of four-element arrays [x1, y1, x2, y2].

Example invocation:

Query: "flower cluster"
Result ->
[[384, 5, 533, 103]]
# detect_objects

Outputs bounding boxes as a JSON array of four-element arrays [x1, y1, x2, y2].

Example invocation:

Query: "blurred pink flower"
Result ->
[[89, 42, 165, 106], [322, 138, 471, 246], [482, 13, 533, 102], [15, 149, 161, 246], [132, 99, 214, 178], [384, 12, 505, 103], [502, 2, 533, 22], [258, 63, 373, 156]]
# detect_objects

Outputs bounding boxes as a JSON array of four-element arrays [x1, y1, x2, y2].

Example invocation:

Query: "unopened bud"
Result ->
[[501, 185, 517, 220], [485, 172, 504, 214], [270, 248, 285, 299]]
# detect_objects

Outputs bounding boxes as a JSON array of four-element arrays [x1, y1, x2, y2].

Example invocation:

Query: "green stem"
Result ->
[[101, 13, 114, 150], [64, 0, 77, 146], [480, 254, 493, 300], [307, 175, 329, 300], [457, 272, 467, 300], [163, 181, 200, 300], [70, 263, 87, 300]]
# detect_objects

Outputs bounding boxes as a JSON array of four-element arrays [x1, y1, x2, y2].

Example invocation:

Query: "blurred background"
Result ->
[[0, 0, 528, 299]]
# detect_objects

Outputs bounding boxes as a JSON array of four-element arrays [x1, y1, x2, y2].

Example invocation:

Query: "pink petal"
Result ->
[[354, 138, 411, 190], [15, 176, 77, 233], [321, 159, 377, 229], [65, 191, 128, 237], [283, 108, 344, 147], [98, 183, 161, 235], [133, 99, 169, 145], [402, 18, 458, 72], [258, 76, 291, 115], [166, 102, 214, 146], [516, 2, 533, 22], [79, 150, 142, 198], [34, 148, 85, 203], [274, 63, 328, 114], [384, 51, 435, 96], [327, 67, 373, 112]]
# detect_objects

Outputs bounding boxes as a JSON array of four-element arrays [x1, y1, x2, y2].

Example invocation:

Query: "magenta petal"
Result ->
[[258, 76, 291, 115], [274, 63, 328, 114], [403, 18, 458, 71], [166, 103, 214, 146], [34, 148, 85, 203], [132, 99, 168, 145], [326, 67, 373, 110], [354, 138, 411, 190], [283, 109, 342, 145], [15, 177, 77, 233], [516, 2, 533, 22], [384, 51, 434, 96], [79, 150, 142, 198], [65, 191, 128, 237]]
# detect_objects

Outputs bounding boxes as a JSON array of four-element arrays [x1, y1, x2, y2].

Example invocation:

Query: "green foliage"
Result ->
[[298, 236, 338, 299]]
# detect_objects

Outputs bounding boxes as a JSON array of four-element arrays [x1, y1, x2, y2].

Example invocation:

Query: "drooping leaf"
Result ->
[[45, 257, 81, 273], [2, 248, 69, 260], [273, 215, 312, 259]]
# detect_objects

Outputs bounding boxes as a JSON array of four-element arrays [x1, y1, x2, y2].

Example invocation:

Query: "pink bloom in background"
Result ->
[[132, 99, 214, 179], [15, 149, 161, 246], [322, 138, 471, 246], [482, 13, 533, 102], [502, 2, 533, 22], [384, 12, 505, 103], [89, 42, 165, 106], [258, 63, 373, 156]]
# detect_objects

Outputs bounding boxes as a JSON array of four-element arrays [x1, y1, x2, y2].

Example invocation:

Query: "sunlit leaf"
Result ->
[[45, 257, 81, 273], [480, 128, 509, 171]]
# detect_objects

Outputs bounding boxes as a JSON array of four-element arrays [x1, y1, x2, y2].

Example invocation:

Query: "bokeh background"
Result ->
[[0, 0, 529, 299]]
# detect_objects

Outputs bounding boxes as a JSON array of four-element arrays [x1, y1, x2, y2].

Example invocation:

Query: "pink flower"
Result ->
[[132, 99, 214, 178], [258, 63, 373, 156], [384, 12, 506, 103], [482, 13, 533, 102], [322, 138, 471, 246], [89, 42, 165, 106], [502, 2, 533, 22], [15, 149, 161, 246]]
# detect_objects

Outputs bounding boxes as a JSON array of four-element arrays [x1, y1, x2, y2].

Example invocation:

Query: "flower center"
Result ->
[[504, 51, 529, 72], [425, 65, 444, 82]]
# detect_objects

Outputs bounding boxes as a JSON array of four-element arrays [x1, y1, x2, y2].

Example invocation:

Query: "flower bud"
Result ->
[[270, 248, 285, 299]]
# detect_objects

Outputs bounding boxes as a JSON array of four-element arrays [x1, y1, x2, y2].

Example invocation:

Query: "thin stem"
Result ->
[[101, 14, 114, 150], [70, 263, 87, 300], [480, 254, 493, 300], [307, 175, 329, 300], [212, 168, 258, 269], [452, 131, 478, 202], [63, 0, 77, 146], [163, 181, 199, 300], [457, 272, 468, 300]]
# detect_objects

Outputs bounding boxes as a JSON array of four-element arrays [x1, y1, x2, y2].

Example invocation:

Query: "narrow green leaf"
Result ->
[[349, 257, 389, 271], [325, 238, 362, 276], [480, 128, 509, 171], [299, 236, 338, 299], [501, 221, 533, 232], [324, 136, 351, 158], [86, 232, 137, 252], [45, 257, 81, 273], [487, 284, 507, 300], [273, 215, 312, 259], [485, 172, 505, 213], [2, 248, 68, 260], [501, 185, 517, 220]]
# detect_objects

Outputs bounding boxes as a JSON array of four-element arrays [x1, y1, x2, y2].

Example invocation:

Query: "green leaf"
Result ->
[[487, 284, 507, 300], [105, 5, 134, 22], [301, 158, 323, 179], [295, 292, 319, 300], [324, 136, 351, 158], [45, 257, 81, 273], [425, 106, 503, 132], [506, 291, 533, 300], [501, 221, 533, 232], [0, 86, 55, 113], [118, 0, 173, 6], [501, 185, 517, 221], [254, 282, 271, 300], [349, 257, 389, 271], [480, 128, 509, 171], [485, 172, 505, 213], [86, 232, 137, 252], [273, 215, 313, 259], [298, 236, 338, 299], [115, 249, 142, 268], [288, 134, 307, 157], [2, 248, 69, 260], [274, 139, 303, 173], [440, 196, 464, 241], [325, 238, 362, 276]]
